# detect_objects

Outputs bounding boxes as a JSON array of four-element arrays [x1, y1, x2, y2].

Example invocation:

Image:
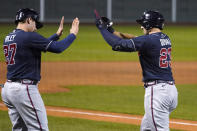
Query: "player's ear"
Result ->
[[26, 18, 31, 24]]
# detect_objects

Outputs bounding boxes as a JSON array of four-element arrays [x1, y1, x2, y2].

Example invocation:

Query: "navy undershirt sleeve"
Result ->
[[47, 33, 76, 53], [26, 32, 76, 53], [26, 32, 53, 51], [99, 29, 136, 52], [48, 34, 60, 41]]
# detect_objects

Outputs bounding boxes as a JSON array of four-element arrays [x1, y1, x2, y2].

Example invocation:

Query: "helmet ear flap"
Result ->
[[142, 21, 151, 30], [137, 19, 152, 30]]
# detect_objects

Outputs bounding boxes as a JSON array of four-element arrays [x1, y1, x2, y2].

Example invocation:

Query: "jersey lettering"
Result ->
[[5, 35, 16, 43], [160, 38, 171, 46], [3, 43, 17, 65], [159, 47, 171, 68]]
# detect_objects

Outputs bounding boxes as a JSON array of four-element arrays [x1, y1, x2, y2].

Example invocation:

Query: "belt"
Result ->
[[7, 79, 38, 85], [144, 80, 174, 88]]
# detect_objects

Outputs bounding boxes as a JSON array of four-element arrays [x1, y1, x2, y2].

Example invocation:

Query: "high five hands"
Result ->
[[56, 16, 79, 37]]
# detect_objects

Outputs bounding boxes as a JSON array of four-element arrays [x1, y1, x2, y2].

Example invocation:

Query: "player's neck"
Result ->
[[149, 28, 161, 34], [16, 24, 29, 32]]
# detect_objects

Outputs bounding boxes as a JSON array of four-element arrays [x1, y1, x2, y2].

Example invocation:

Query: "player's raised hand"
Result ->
[[56, 16, 64, 37], [94, 10, 107, 30], [70, 17, 79, 35]]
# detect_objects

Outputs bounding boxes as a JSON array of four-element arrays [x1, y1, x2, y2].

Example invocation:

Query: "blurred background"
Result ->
[[0, 0, 197, 23]]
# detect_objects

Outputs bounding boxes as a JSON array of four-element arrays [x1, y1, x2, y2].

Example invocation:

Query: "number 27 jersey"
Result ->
[[3, 29, 58, 81]]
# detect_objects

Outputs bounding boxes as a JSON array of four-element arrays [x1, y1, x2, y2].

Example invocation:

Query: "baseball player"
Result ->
[[95, 10, 178, 131], [1, 8, 79, 130]]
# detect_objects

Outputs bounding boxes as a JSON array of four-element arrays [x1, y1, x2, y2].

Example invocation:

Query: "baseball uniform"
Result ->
[[1, 8, 77, 131], [95, 10, 178, 131]]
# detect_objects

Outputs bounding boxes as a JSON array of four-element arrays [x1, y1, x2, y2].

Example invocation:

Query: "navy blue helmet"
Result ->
[[15, 8, 43, 29], [136, 10, 165, 30]]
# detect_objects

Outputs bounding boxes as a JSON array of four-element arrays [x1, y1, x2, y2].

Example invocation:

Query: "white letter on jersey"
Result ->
[[160, 38, 171, 46], [5, 35, 16, 43]]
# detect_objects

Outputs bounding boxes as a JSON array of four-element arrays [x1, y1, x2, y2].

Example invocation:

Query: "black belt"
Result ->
[[144, 80, 174, 88], [7, 79, 38, 85]]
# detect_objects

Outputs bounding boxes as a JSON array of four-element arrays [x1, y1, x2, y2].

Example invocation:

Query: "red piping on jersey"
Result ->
[[26, 85, 42, 131], [151, 86, 158, 131]]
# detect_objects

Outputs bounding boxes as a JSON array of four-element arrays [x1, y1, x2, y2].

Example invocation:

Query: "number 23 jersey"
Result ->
[[132, 32, 174, 82]]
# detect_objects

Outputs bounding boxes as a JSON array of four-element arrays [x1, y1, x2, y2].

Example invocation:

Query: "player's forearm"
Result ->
[[113, 31, 136, 39], [99, 29, 135, 52], [48, 34, 60, 41], [47, 33, 76, 53], [100, 29, 121, 47]]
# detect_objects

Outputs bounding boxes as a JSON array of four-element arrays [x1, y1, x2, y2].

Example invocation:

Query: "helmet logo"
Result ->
[[19, 12, 23, 20], [145, 14, 150, 19]]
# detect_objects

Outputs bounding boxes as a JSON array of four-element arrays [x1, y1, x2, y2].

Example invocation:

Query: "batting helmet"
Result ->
[[15, 8, 43, 29], [136, 10, 165, 30]]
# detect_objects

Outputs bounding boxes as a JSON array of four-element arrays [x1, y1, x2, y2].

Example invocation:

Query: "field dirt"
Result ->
[[0, 61, 197, 130], [1, 61, 197, 92]]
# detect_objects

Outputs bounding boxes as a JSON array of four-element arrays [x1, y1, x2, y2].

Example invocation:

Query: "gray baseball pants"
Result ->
[[140, 83, 178, 131], [1, 81, 49, 131]]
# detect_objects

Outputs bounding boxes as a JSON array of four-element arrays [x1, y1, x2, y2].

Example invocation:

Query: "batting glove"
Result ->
[[101, 17, 114, 33]]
